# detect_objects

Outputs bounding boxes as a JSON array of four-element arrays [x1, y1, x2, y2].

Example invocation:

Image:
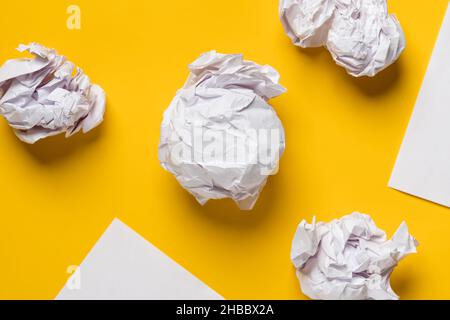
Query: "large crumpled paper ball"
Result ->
[[158, 51, 286, 210], [291, 212, 418, 300], [280, 0, 405, 77], [0, 43, 105, 144]]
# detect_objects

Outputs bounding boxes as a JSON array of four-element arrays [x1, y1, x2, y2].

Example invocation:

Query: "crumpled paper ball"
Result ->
[[279, 0, 336, 48], [0, 43, 105, 144], [280, 0, 405, 77], [158, 51, 286, 210], [291, 212, 418, 300]]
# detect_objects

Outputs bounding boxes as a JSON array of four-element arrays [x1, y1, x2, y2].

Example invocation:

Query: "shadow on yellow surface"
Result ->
[[391, 266, 418, 298], [177, 171, 286, 230], [296, 45, 404, 98], [350, 62, 403, 97], [18, 117, 107, 165]]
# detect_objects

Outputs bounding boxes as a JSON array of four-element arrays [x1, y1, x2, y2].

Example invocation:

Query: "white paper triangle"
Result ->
[[390, 3, 450, 208], [56, 218, 223, 300]]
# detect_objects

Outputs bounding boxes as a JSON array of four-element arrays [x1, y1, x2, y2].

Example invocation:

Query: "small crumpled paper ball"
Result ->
[[291, 212, 418, 300], [0, 43, 105, 144], [158, 51, 286, 210], [279, 0, 336, 48], [280, 0, 405, 77]]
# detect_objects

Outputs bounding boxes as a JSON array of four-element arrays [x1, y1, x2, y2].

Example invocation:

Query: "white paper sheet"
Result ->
[[389, 3, 450, 207], [56, 218, 223, 300]]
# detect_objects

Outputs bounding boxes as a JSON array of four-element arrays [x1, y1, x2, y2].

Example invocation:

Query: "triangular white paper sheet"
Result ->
[[390, 3, 450, 207], [56, 218, 223, 300]]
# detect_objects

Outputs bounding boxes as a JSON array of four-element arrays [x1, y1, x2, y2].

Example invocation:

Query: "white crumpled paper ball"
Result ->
[[279, 0, 336, 48], [291, 213, 418, 300], [0, 43, 105, 144], [158, 51, 286, 210], [280, 0, 405, 77]]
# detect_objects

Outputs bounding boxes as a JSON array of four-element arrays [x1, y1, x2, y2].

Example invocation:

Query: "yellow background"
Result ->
[[0, 0, 449, 300]]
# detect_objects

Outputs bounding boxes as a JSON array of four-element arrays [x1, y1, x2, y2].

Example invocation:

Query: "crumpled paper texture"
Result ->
[[291, 213, 418, 300], [158, 51, 286, 210], [0, 43, 105, 144], [280, 0, 405, 77]]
